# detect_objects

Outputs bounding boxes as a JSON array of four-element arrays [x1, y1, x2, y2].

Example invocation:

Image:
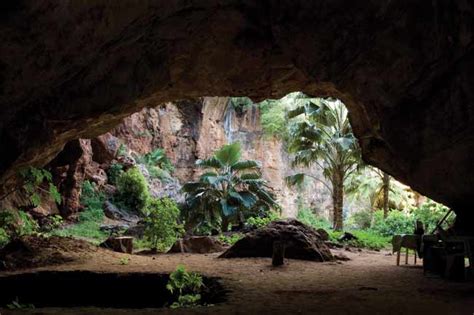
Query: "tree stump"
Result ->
[[272, 240, 285, 266], [100, 236, 134, 254]]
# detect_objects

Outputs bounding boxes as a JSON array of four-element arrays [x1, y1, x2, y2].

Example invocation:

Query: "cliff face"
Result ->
[[110, 97, 331, 218]]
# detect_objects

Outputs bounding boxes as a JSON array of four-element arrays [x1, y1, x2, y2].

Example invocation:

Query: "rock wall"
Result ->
[[110, 97, 331, 218]]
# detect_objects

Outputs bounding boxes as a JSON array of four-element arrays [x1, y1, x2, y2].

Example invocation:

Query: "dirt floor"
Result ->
[[1, 244, 474, 315]]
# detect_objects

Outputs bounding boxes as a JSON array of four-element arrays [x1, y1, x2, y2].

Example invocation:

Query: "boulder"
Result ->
[[103, 201, 139, 223], [168, 236, 225, 254], [316, 228, 330, 241], [219, 219, 333, 262], [100, 236, 134, 254]]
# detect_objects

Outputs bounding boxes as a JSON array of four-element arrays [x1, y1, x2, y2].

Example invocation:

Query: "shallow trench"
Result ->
[[0, 271, 227, 309]]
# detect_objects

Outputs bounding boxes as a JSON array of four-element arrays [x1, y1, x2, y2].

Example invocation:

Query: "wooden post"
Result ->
[[405, 248, 409, 264], [396, 250, 401, 266], [272, 241, 285, 266], [414, 250, 417, 265]]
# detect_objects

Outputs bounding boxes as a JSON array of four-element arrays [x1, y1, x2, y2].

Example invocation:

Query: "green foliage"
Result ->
[[115, 167, 150, 214], [144, 198, 183, 251], [19, 166, 61, 206], [229, 97, 253, 114], [166, 265, 203, 309], [246, 211, 280, 229], [296, 208, 332, 231], [51, 181, 107, 243], [136, 148, 174, 182], [117, 143, 128, 157], [371, 210, 414, 236], [182, 142, 279, 232], [411, 200, 453, 233], [0, 227, 9, 248], [119, 257, 130, 265], [107, 163, 124, 185], [344, 230, 390, 250], [7, 297, 35, 310], [347, 209, 373, 230], [218, 233, 243, 246], [0, 210, 38, 239]]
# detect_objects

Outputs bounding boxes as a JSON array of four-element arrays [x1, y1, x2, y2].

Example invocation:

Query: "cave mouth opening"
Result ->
[[0, 271, 227, 309]]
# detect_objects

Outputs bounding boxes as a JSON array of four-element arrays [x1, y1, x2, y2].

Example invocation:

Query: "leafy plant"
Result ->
[[166, 265, 203, 309], [19, 166, 61, 207], [117, 143, 128, 157], [286, 98, 363, 230], [144, 198, 183, 252], [0, 227, 10, 248], [7, 297, 34, 310], [182, 142, 279, 232], [0, 210, 38, 239], [296, 207, 332, 231], [107, 163, 124, 185], [119, 257, 130, 265], [371, 210, 415, 236], [218, 233, 243, 246], [136, 148, 174, 182], [411, 200, 453, 233], [245, 211, 280, 229], [115, 167, 150, 214]]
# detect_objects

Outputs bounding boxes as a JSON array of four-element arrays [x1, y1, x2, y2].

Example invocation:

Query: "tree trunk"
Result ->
[[332, 170, 344, 231], [382, 172, 390, 218]]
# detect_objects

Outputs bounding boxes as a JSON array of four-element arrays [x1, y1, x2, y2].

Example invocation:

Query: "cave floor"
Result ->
[[2, 248, 474, 315]]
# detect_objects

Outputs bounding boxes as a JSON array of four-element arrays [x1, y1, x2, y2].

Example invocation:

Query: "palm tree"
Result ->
[[286, 98, 362, 231], [182, 142, 279, 232]]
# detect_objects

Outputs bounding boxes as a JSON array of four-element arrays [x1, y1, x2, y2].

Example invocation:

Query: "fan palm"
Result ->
[[286, 98, 362, 230], [182, 142, 279, 232]]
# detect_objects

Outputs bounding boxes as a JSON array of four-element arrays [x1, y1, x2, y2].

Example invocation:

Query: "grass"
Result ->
[[327, 229, 391, 250]]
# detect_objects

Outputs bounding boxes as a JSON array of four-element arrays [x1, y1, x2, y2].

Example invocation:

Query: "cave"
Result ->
[[1, 1, 474, 314]]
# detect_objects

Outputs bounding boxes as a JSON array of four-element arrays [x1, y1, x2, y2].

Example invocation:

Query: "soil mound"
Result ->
[[220, 219, 333, 261], [0, 236, 96, 270]]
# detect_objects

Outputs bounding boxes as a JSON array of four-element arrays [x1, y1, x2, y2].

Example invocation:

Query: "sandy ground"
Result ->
[[1, 247, 474, 315]]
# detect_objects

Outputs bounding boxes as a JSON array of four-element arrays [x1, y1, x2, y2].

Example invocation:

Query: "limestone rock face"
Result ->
[[1, 2, 474, 227], [219, 219, 333, 262]]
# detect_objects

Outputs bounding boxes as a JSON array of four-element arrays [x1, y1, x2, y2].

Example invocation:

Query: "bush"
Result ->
[[136, 149, 174, 182], [218, 233, 243, 245], [411, 200, 453, 233], [144, 198, 183, 251], [346, 230, 391, 250], [371, 210, 415, 236], [115, 167, 150, 214], [296, 208, 332, 230], [107, 163, 124, 185], [0, 227, 9, 248], [347, 209, 373, 230], [246, 211, 280, 229], [0, 210, 38, 239]]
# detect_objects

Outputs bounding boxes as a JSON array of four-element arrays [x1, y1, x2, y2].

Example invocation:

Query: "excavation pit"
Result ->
[[0, 271, 227, 309]]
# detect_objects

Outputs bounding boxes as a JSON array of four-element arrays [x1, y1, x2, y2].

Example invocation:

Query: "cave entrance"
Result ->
[[0, 271, 227, 309]]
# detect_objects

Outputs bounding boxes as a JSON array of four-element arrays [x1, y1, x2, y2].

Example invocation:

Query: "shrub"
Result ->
[[296, 208, 332, 230], [19, 166, 61, 206], [136, 149, 174, 182], [347, 209, 373, 230], [0, 227, 10, 248], [346, 230, 391, 250], [246, 211, 280, 229], [0, 210, 38, 239], [166, 265, 203, 309], [371, 210, 415, 236], [411, 200, 453, 233], [144, 198, 183, 251], [115, 167, 150, 214], [218, 233, 243, 246], [107, 163, 124, 185]]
